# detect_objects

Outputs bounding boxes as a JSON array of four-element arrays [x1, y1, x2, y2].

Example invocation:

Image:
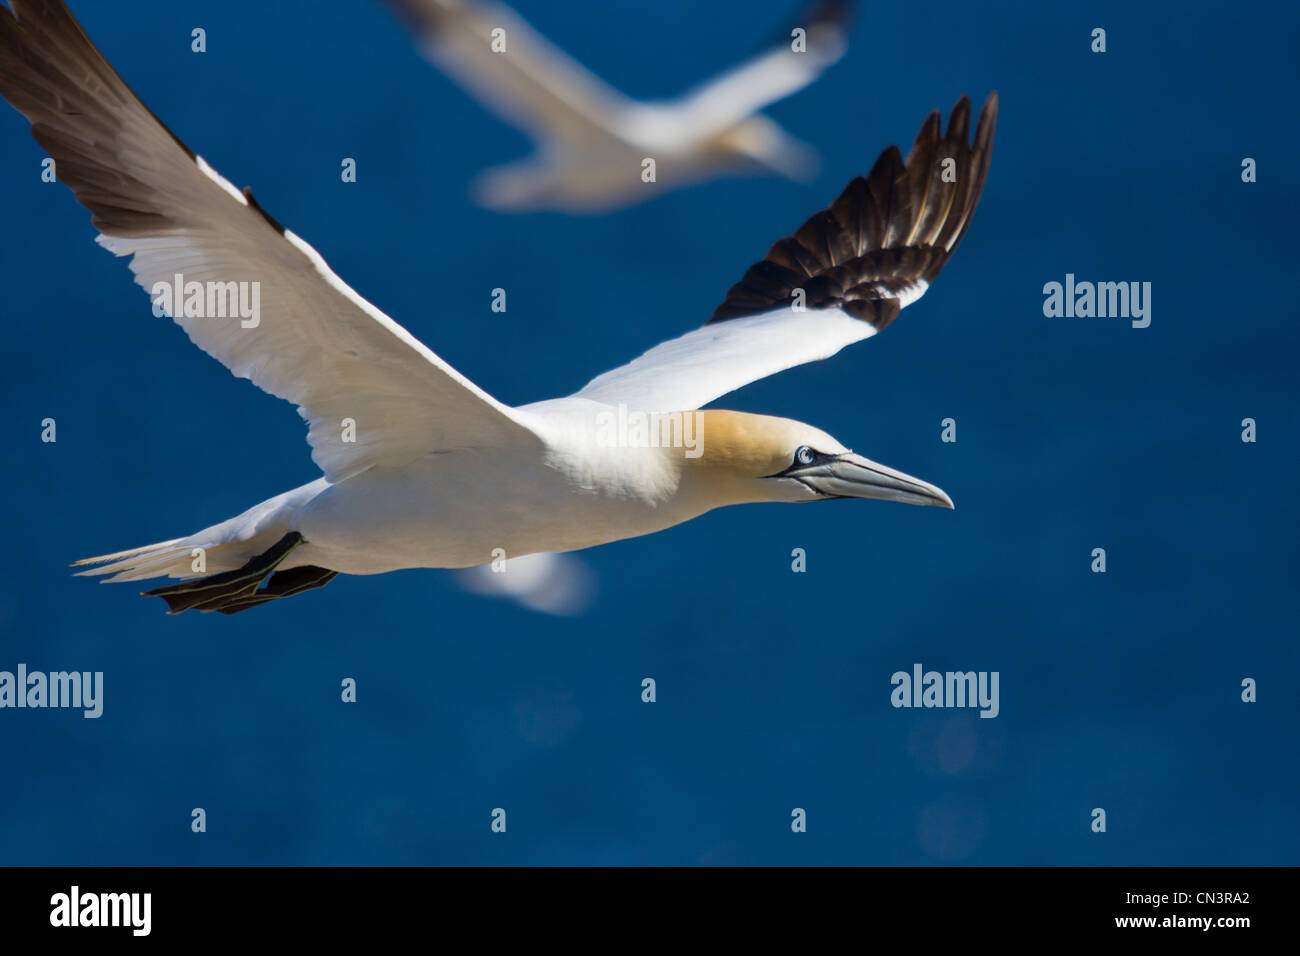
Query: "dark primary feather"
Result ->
[[0, 0, 287, 237], [710, 92, 998, 329]]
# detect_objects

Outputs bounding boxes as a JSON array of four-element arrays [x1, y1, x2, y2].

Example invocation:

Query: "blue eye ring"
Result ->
[[795, 445, 815, 465]]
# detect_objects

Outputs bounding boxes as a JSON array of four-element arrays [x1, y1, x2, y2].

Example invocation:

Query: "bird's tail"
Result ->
[[71, 483, 319, 583], [73, 536, 208, 582], [70, 479, 338, 614], [71, 533, 276, 584]]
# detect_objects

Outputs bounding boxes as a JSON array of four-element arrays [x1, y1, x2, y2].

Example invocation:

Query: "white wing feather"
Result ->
[[671, 16, 848, 137], [0, 0, 538, 483], [574, 307, 876, 412]]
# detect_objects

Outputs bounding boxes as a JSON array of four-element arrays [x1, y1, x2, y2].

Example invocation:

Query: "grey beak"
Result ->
[[786, 452, 954, 508]]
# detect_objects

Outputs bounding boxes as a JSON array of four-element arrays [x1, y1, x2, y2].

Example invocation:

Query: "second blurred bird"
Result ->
[[384, 0, 852, 212]]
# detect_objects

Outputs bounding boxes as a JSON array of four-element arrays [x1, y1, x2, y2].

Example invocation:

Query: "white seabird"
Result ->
[[384, 0, 852, 212], [0, 0, 997, 614]]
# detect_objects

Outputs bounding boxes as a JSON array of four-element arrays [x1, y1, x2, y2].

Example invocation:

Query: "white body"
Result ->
[[293, 408, 698, 574]]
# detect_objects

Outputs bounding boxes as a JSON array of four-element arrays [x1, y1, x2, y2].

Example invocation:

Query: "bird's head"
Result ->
[[679, 410, 953, 509]]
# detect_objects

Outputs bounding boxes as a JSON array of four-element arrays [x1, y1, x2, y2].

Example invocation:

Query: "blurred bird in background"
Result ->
[[383, 0, 853, 211]]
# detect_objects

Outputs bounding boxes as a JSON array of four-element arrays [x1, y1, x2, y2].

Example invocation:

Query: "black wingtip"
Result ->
[[0, 0, 210, 239], [709, 91, 998, 328]]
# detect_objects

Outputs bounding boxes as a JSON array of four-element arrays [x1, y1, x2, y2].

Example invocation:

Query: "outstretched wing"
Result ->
[[573, 93, 999, 412], [0, 0, 539, 482], [385, 0, 635, 149], [672, 0, 852, 137]]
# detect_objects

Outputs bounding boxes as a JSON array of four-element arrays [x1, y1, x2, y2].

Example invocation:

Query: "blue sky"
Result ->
[[0, 0, 1296, 865]]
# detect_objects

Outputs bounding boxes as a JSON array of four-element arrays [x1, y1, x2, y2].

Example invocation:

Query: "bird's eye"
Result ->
[[795, 445, 816, 465]]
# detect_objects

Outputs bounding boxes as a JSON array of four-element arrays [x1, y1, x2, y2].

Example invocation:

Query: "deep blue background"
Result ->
[[1, 0, 1296, 865]]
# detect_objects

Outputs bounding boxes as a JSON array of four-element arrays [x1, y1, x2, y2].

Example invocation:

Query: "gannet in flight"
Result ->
[[384, 0, 852, 212], [0, 0, 997, 615]]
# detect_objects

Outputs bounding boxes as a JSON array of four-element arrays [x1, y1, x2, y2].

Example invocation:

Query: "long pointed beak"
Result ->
[[790, 452, 954, 508]]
